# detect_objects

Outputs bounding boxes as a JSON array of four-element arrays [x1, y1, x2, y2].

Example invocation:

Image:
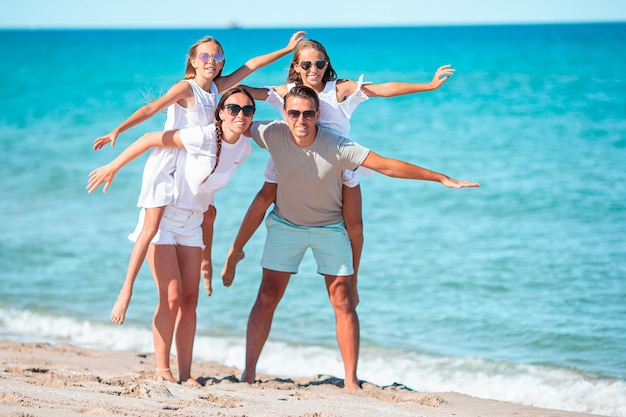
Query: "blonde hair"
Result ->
[[184, 36, 224, 80]]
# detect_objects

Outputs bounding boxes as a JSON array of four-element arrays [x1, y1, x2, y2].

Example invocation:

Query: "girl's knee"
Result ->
[[205, 205, 217, 220]]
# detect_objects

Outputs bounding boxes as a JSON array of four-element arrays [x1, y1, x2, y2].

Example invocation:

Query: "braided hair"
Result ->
[[202, 87, 255, 183]]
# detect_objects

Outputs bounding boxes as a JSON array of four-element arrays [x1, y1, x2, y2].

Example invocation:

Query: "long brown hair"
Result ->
[[204, 87, 255, 180], [287, 39, 337, 84], [184, 36, 225, 80]]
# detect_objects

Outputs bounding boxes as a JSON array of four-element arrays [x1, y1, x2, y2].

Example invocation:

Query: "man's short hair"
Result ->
[[283, 85, 320, 110]]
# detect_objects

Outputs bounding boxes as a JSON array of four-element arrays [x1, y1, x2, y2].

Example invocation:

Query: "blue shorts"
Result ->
[[261, 210, 353, 276], [129, 205, 205, 248]]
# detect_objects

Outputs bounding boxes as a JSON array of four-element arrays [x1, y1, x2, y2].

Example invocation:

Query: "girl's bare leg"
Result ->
[[111, 206, 165, 324], [342, 185, 363, 307], [201, 205, 217, 296]]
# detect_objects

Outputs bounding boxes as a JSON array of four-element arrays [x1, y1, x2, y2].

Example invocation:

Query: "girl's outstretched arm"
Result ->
[[215, 31, 306, 92], [87, 130, 181, 194], [358, 64, 455, 98], [361, 151, 480, 188], [93, 81, 192, 149]]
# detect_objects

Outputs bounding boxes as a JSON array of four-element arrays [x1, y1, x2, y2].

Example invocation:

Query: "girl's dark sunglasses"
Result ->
[[286, 110, 317, 121], [224, 104, 255, 117], [298, 60, 327, 71]]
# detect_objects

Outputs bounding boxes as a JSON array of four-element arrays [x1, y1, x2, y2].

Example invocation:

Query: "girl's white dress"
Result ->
[[263, 75, 371, 187], [137, 79, 218, 208]]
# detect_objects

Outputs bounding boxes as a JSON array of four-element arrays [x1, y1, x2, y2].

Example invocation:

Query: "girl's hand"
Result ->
[[431, 64, 456, 88], [441, 175, 480, 189], [87, 164, 117, 193], [93, 132, 119, 150], [286, 31, 306, 51], [202, 260, 213, 296]]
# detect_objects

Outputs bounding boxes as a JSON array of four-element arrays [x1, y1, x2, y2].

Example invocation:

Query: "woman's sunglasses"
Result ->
[[298, 60, 327, 71], [286, 110, 317, 121], [224, 104, 255, 117], [198, 52, 225, 63]]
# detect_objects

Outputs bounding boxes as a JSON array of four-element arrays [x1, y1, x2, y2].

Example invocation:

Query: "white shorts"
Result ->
[[128, 205, 205, 248]]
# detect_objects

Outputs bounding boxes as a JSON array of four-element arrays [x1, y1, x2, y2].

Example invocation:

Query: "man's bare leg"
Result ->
[[325, 274, 361, 390], [241, 268, 290, 383]]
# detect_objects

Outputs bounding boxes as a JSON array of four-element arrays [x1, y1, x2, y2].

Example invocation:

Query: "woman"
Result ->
[[93, 32, 304, 326], [88, 87, 256, 385]]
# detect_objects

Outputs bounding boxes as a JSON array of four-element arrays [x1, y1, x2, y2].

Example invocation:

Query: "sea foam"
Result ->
[[1, 307, 624, 417]]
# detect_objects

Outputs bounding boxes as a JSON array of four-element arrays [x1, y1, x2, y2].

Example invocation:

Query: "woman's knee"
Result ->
[[158, 293, 181, 313], [180, 290, 199, 310]]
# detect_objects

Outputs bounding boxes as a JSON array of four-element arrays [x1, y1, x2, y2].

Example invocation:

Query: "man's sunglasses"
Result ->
[[198, 52, 225, 63], [286, 110, 317, 121], [298, 60, 327, 71], [224, 104, 255, 117]]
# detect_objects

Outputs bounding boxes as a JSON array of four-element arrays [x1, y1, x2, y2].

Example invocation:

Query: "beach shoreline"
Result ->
[[0, 340, 605, 417]]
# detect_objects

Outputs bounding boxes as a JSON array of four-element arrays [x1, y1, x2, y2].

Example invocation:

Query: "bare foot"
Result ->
[[110, 291, 131, 324], [221, 247, 245, 287], [156, 368, 176, 383], [343, 378, 362, 391], [240, 370, 255, 384], [181, 377, 202, 386]]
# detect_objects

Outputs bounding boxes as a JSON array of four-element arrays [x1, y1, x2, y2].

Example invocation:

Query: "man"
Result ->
[[240, 86, 479, 390]]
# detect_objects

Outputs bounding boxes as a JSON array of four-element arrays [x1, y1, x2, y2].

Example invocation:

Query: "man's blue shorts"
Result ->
[[261, 210, 354, 276]]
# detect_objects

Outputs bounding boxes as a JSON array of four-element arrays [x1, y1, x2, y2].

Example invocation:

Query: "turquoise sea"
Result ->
[[1, 24, 625, 416]]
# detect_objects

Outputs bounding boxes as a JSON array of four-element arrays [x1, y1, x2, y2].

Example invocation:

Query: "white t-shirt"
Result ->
[[174, 124, 252, 212]]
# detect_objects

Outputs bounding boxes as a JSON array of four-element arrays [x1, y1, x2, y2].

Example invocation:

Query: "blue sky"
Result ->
[[2, 0, 626, 29]]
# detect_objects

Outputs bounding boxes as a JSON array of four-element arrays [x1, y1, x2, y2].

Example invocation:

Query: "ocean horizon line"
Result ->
[[1, 20, 625, 32]]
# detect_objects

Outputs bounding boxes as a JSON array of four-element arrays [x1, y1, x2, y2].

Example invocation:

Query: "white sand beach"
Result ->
[[0, 340, 605, 417]]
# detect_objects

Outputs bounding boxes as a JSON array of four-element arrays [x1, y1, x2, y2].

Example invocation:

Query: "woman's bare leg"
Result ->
[[174, 244, 202, 384], [146, 243, 180, 382]]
